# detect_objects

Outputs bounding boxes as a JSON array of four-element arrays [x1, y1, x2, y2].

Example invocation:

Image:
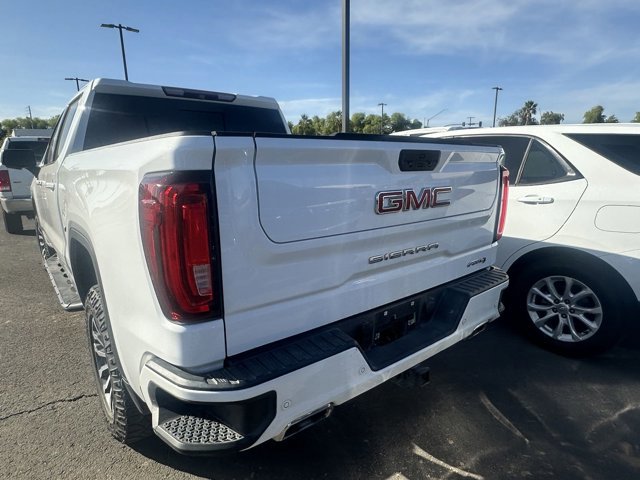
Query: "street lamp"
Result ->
[[65, 77, 90, 91], [492, 86, 503, 127], [100, 23, 139, 81], [342, 0, 350, 133], [378, 102, 387, 134], [426, 108, 447, 127]]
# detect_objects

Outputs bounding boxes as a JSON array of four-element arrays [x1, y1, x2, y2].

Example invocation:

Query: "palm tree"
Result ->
[[298, 114, 312, 135], [522, 100, 538, 125]]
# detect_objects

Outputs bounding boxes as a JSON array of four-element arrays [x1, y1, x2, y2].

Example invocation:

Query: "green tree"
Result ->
[[389, 112, 411, 132], [362, 114, 381, 134], [311, 115, 325, 135], [498, 100, 539, 127], [605, 114, 619, 123], [322, 111, 342, 135], [292, 114, 314, 135], [0, 115, 57, 144], [632, 112, 640, 123], [522, 100, 538, 125], [498, 112, 521, 127], [583, 105, 606, 123], [350, 112, 366, 133], [540, 111, 565, 125]]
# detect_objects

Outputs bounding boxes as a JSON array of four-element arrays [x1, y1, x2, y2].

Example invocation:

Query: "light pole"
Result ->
[[378, 102, 387, 134], [65, 77, 90, 91], [100, 23, 139, 81], [492, 86, 503, 127], [426, 108, 447, 127], [342, 0, 350, 132], [26, 106, 33, 128]]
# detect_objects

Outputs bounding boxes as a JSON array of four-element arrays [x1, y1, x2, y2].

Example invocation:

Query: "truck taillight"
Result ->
[[0, 170, 11, 192], [494, 166, 509, 242], [139, 172, 220, 321]]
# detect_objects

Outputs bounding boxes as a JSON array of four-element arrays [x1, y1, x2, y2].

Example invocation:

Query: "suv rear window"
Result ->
[[7, 139, 49, 162], [567, 133, 640, 175], [83, 93, 287, 151]]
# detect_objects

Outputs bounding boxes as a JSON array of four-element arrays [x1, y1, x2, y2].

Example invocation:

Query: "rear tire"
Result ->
[[2, 211, 23, 234], [508, 260, 624, 356], [85, 285, 150, 444]]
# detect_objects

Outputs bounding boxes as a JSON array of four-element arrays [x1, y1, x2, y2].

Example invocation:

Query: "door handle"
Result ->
[[517, 195, 554, 205], [44, 182, 55, 191]]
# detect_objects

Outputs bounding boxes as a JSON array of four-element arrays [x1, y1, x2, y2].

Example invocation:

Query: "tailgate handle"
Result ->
[[398, 150, 440, 172]]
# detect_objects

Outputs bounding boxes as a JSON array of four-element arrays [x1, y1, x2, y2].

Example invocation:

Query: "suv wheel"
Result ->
[[509, 260, 624, 356]]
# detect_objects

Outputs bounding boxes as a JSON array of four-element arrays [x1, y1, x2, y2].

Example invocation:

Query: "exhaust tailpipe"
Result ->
[[469, 322, 487, 339], [278, 403, 334, 441]]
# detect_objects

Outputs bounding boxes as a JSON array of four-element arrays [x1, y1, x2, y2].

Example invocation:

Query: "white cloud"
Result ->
[[279, 97, 342, 122], [351, 0, 640, 67], [540, 79, 640, 123], [223, 3, 340, 52]]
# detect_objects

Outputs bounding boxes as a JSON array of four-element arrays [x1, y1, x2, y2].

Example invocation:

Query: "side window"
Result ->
[[52, 99, 80, 162], [519, 140, 572, 185], [42, 98, 80, 166], [41, 114, 64, 166], [458, 136, 530, 185]]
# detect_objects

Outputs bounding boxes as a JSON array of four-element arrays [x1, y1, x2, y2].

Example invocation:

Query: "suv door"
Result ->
[[34, 97, 81, 254], [455, 135, 588, 268]]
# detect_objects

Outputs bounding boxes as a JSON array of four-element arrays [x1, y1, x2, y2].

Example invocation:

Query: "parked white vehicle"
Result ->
[[0, 131, 51, 233], [422, 124, 640, 355], [4, 79, 509, 454]]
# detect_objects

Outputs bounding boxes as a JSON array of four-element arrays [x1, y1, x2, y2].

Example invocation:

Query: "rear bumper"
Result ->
[[0, 197, 33, 214], [139, 268, 508, 454]]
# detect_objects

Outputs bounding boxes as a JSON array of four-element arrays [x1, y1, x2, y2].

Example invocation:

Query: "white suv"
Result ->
[[425, 124, 640, 355]]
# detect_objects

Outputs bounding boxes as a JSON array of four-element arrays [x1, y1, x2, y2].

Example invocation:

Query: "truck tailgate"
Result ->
[[254, 136, 499, 242], [213, 134, 503, 355]]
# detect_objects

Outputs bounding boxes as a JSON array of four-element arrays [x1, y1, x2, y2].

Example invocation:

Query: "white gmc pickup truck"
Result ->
[[5, 79, 509, 454]]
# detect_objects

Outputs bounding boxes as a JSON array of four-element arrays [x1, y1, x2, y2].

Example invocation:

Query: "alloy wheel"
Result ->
[[526, 275, 603, 343], [89, 311, 114, 418]]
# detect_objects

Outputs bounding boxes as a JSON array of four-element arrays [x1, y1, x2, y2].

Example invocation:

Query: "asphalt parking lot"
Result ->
[[1, 219, 639, 480]]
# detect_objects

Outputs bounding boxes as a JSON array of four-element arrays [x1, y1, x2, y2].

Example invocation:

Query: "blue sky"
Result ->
[[1, 0, 639, 126]]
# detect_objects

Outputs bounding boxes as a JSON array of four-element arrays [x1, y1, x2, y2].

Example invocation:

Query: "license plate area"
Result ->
[[373, 304, 418, 347], [343, 286, 468, 370]]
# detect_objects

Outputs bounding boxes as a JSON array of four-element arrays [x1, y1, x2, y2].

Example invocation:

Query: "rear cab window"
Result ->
[[6, 139, 49, 163], [566, 133, 640, 176], [83, 93, 288, 151]]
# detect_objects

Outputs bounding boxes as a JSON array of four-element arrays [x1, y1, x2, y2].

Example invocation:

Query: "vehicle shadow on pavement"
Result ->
[[12, 227, 35, 237], [131, 317, 640, 480]]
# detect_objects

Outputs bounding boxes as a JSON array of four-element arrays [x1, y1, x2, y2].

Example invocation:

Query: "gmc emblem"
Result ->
[[375, 187, 452, 214]]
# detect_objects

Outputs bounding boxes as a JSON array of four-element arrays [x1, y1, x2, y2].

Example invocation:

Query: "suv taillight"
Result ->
[[494, 166, 509, 242], [139, 172, 220, 321], [0, 170, 11, 192]]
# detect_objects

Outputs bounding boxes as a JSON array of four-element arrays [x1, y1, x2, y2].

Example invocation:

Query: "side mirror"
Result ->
[[0, 149, 38, 175]]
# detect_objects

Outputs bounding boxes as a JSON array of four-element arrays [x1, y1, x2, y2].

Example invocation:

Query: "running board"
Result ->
[[44, 255, 83, 311]]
